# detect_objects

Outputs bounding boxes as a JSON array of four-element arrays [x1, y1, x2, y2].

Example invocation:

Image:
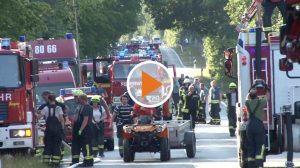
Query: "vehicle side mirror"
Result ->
[[30, 59, 39, 82], [279, 58, 293, 71]]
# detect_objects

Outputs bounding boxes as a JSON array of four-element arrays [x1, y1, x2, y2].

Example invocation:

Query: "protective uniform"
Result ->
[[71, 91, 94, 166], [208, 86, 221, 125], [245, 91, 267, 168], [225, 83, 238, 137], [177, 79, 190, 120], [262, 0, 286, 40], [42, 105, 63, 167], [55, 96, 67, 161], [91, 95, 105, 157], [114, 103, 133, 157], [197, 86, 207, 123], [188, 91, 200, 129]]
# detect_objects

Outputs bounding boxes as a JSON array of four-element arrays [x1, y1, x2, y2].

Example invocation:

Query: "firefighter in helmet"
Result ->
[[245, 80, 270, 168], [90, 95, 106, 158], [224, 82, 238, 137], [177, 78, 191, 120], [208, 80, 222, 125], [71, 92, 94, 167]]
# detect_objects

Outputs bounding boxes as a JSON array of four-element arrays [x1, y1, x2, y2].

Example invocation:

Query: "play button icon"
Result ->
[[127, 61, 173, 108]]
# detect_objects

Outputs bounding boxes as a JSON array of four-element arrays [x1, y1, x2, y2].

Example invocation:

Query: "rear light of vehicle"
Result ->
[[242, 56, 247, 65], [242, 106, 248, 122]]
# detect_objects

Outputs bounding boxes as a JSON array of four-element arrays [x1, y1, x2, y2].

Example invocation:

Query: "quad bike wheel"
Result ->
[[160, 138, 171, 161], [123, 139, 134, 162], [184, 131, 196, 158]]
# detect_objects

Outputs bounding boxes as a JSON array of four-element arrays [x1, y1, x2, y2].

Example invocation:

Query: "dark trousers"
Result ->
[[228, 106, 237, 135], [71, 125, 93, 166], [91, 122, 105, 157], [246, 118, 266, 168], [197, 102, 206, 121], [182, 112, 190, 120], [209, 103, 221, 124], [172, 92, 180, 115], [43, 129, 62, 165], [117, 126, 124, 157], [262, 0, 286, 37], [189, 109, 197, 129]]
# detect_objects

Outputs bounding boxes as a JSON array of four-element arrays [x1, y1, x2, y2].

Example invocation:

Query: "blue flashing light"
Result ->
[[124, 48, 128, 52], [62, 61, 69, 69], [66, 33, 73, 39], [115, 56, 120, 61], [1, 38, 11, 49], [249, 28, 256, 32], [147, 46, 150, 50], [60, 89, 66, 96], [151, 56, 156, 61], [119, 51, 125, 58], [19, 36, 26, 42]]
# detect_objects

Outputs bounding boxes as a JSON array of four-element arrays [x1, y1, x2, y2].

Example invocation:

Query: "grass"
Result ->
[[0, 146, 71, 168]]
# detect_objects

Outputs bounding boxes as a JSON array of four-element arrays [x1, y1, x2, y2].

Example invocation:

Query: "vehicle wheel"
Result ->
[[123, 139, 134, 162], [106, 138, 114, 151], [160, 138, 170, 161], [184, 131, 196, 158]]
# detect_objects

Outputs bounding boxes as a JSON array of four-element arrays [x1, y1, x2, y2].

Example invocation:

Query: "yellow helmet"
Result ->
[[229, 82, 237, 89], [56, 96, 64, 103], [91, 95, 101, 103], [72, 89, 84, 96]]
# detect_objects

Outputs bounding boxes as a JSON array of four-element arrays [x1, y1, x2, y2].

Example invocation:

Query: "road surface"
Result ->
[[160, 46, 185, 68]]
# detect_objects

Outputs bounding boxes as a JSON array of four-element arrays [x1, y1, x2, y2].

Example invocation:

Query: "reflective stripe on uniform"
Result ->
[[256, 144, 265, 160], [247, 157, 255, 162], [72, 155, 80, 159], [211, 100, 220, 104], [92, 147, 99, 151], [98, 145, 104, 149], [263, 27, 272, 32], [86, 144, 91, 158], [119, 146, 124, 149], [229, 126, 235, 130], [84, 156, 93, 160]]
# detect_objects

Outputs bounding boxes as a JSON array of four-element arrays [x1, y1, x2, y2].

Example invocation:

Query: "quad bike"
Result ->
[[122, 115, 171, 162]]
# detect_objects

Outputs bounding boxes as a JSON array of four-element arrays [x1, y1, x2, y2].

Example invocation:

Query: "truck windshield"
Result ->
[[113, 63, 137, 80], [36, 82, 75, 105], [0, 55, 22, 87]]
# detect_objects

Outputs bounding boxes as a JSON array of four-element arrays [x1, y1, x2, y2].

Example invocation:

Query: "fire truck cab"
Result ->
[[0, 37, 39, 152], [225, 29, 300, 167]]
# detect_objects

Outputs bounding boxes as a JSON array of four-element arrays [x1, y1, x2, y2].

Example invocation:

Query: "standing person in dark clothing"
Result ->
[[111, 94, 133, 158], [172, 77, 180, 116], [208, 80, 222, 125], [37, 94, 64, 167], [246, 82, 270, 168], [178, 74, 185, 87], [71, 94, 94, 167], [178, 78, 191, 120], [187, 86, 200, 129], [224, 83, 238, 137]]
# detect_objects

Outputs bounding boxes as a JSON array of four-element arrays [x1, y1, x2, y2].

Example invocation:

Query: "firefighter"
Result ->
[[111, 94, 133, 158], [71, 94, 94, 167], [172, 77, 180, 116], [245, 82, 270, 168], [178, 74, 185, 87], [224, 82, 238, 137], [197, 83, 208, 124], [187, 85, 200, 129], [177, 78, 191, 120], [208, 80, 222, 125], [262, 0, 286, 41], [37, 94, 64, 167], [90, 95, 106, 158]]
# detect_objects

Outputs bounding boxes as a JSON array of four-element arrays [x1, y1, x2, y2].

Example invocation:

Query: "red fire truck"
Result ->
[[0, 37, 39, 152], [93, 54, 176, 120]]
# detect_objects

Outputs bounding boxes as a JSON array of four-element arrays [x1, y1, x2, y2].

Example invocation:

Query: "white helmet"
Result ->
[[183, 78, 191, 84]]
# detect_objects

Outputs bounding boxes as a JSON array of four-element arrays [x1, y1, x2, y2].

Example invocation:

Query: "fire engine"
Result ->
[[0, 37, 39, 152], [93, 51, 175, 120], [224, 1, 300, 167], [59, 87, 114, 150], [29, 34, 78, 99]]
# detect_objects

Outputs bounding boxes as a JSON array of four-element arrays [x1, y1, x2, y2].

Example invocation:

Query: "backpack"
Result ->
[[46, 105, 62, 135]]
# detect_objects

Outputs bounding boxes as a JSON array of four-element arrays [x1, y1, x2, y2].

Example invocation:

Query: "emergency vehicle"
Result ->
[[59, 87, 114, 150], [29, 34, 79, 97], [0, 37, 39, 152], [225, 29, 300, 167], [93, 51, 175, 119]]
